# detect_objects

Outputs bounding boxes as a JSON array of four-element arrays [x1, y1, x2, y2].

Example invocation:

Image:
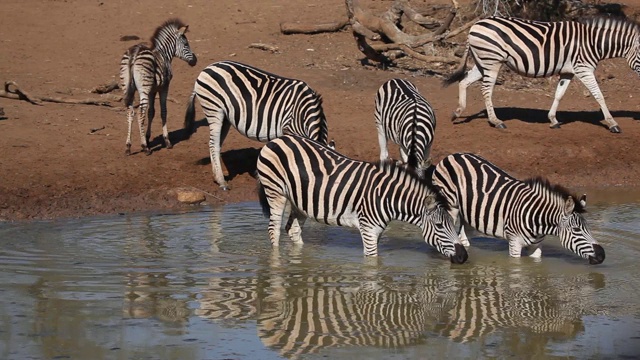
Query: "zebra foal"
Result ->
[[375, 79, 436, 178], [256, 134, 468, 263], [445, 16, 640, 133], [430, 153, 605, 264], [183, 61, 329, 190], [119, 19, 197, 155]]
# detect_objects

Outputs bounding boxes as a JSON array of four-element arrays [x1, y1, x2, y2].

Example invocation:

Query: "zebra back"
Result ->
[[188, 61, 328, 144], [375, 79, 436, 170]]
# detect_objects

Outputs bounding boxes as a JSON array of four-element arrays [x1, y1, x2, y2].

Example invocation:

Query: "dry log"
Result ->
[[280, 19, 349, 34], [0, 81, 117, 107]]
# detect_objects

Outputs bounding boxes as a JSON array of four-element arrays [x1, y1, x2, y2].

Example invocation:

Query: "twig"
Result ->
[[0, 81, 117, 107], [89, 126, 106, 134], [181, 186, 224, 201], [92, 81, 119, 94], [248, 43, 280, 53]]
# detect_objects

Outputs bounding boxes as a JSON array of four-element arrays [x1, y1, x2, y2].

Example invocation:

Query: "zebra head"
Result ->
[[421, 198, 468, 264], [558, 194, 605, 265], [174, 25, 198, 67]]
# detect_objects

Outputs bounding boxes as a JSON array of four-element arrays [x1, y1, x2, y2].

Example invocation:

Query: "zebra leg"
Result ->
[[508, 239, 524, 258], [137, 97, 151, 155], [480, 66, 506, 129], [125, 105, 135, 156], [358, 221, 385, 256], [528, 243, 542, 258], [285, 209, 306, 244], [376, 126, 389, 162], [146, 90, 156, 151], [450, 207, 470, 247], [207, 116, 231, 190], [575, 69, 621, 133], [266, 194, 288, 247], [453, 65, 482, 120], [158, 87, 173, 149], [547, 74, 574, 128]]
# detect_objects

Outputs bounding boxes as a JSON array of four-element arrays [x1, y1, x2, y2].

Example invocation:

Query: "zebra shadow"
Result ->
[[145, 118, 208, 154], [455, 107, 640, 130], [196, 147, 261, 182]]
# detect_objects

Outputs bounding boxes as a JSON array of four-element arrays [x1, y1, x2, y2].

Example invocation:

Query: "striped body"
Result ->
[[184, 61, 329, 190], [374, 78, 436, 177], [256, 134, 467, 262], [431, 153, 605, 263], [445, 16, 640, 132], [119, 19, 197, 155]]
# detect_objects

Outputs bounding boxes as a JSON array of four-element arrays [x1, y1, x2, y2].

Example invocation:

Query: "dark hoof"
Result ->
[[144, 148, 152, 156], [166, 143, 173, 149], [609, 125, 621, 134], [550, 123, 561, 129], [494, 123, 507, 129], [125, 149, 131, 156]]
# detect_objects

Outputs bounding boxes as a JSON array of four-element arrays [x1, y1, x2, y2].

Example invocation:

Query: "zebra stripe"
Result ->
[[183, 61, 329, 190], [430, 152, 605, 264], [256, 134, 467, 262], [119, 18, 197, 155], [445, 16, 640, 133], [374, 78, 436, 177]]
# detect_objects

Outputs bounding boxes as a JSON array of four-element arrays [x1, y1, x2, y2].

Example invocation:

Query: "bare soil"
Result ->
[[2, 0, 640, 221]]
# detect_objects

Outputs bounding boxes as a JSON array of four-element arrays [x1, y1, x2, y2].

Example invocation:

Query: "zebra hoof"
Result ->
[[609, 125, 621, 134], [494, 123, 507, 129], [144, 148, 152, 156], [165, 142, 173, 149], [220, 185, 230, 191]]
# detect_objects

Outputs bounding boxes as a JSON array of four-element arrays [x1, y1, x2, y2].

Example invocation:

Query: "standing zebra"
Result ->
[[256, 134, 468, 263], [119, 18, 197, 155], [183, 61, 329, 190], [375, 78, 436, 178], [444, 16, 640, 133], [430, 153, 605, 264]]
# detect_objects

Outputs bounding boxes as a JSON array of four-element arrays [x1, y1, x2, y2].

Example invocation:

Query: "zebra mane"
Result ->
[[523, 176, 586, 213], [376, 160, 450, 210], [151, 18, 187, 49], [579, 15, 640, 33]]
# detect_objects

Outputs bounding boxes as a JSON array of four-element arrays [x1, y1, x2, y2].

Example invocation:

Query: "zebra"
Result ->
[[374, 78, 436, 178], [429, 152, 605, 264], [183, 60, 330, 190], [444, 16, 640, 133], [256, 134, 468, 263], [119, 18, 197, 155]]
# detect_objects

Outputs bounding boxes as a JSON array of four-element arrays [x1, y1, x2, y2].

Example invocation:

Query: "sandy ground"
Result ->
[[2, 0, 640, 221]]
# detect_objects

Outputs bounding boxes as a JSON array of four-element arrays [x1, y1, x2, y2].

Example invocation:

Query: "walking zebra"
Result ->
[[183, 61, 330, 190], [375, 78, 436, 178], [430, 153, 605, 264], [256, 134, 468, 263], [444, 16, 640, 133], [119, 19, 197, 155]]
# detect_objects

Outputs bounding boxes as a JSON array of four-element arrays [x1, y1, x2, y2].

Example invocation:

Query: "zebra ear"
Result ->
[[579, 194, 587, 208], [564, 196, 575, 214], [179, 25, 189, 35]]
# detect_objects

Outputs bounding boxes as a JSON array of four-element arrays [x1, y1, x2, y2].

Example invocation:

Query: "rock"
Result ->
[[174, 189, 206, 205]]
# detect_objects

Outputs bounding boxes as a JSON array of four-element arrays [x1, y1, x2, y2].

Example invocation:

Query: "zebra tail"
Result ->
[[123, 57, 136, 106], [183, 91, 197, 139], [257, 182, 271, 218], [442, 45, 469, 87], [407, 98, 419, 169]]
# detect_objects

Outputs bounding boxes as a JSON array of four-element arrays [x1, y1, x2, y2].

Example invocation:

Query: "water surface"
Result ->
[[0, 199, 639, 359]]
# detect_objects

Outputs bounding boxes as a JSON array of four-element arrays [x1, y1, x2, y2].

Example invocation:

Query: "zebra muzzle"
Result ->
[[450, 243, 468, 264], [588, 244, 605, 265]]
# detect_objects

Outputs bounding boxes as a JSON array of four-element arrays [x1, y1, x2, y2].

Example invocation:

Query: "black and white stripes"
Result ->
[[445, 16, 640, 132], [183, 60, 329, 190], [119, 18, 197, 155], [256, 134, 467, 262], [430, 152, 605, 263], [375, 78, 436, 177]]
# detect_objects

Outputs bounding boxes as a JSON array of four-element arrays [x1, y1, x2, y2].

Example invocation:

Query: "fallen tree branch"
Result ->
[[92, 81, 119, 94], [0, 81, 117, 107], [280, 19, 350, 34], [248, 43, 280, 53]]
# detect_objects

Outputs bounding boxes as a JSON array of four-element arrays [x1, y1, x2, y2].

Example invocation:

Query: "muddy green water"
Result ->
[[0, 197, 639, 359]]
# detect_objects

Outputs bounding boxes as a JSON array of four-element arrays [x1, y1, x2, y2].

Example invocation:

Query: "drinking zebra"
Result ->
[[429, 153, 605, 264], [119, 18, 197, 155], [183, 61, 329, 190], [444, 16, 640, 133], [256, 134, 468, 263], [375, 78, 436, 178]]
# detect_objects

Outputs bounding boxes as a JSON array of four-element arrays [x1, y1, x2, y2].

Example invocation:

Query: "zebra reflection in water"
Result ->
[[194, 249, 600, 358]]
